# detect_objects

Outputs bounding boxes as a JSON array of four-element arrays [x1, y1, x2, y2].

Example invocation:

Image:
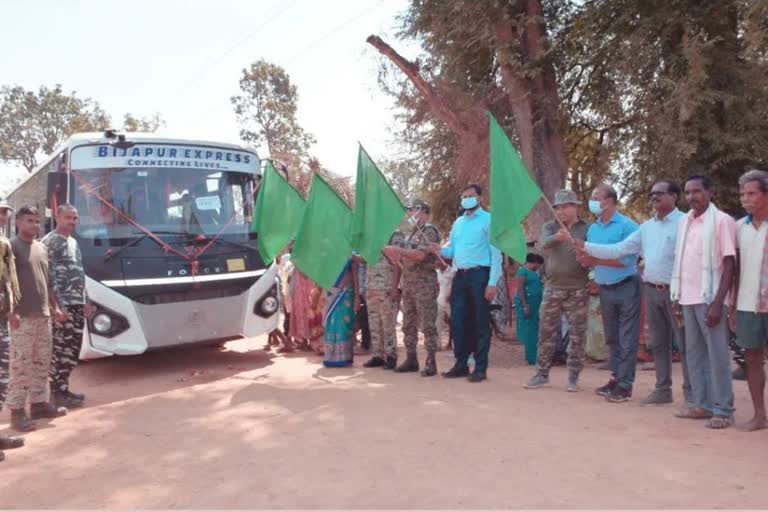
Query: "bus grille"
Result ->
[[133, 284, 251, 305]]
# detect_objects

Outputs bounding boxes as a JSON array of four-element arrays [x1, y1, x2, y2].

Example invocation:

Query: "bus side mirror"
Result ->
[[47, 172, 68, 209]]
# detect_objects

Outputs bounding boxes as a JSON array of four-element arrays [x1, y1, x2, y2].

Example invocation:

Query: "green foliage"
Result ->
[[380, 0, 768, 218], [0, 84, 164, 173], [123, 112, 165, 133], [231, 59, 316, 163]]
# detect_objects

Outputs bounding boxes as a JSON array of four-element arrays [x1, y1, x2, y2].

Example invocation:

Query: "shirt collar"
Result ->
[[464, 207, 486, 218], [654, 208, 681, 223], [597, 209, 620, 226]]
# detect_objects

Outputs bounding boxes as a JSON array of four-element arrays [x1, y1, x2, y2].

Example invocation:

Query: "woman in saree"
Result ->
[[322, 258, 359, 367]]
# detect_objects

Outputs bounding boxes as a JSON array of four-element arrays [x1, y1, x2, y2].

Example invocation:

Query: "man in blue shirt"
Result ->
[[433, 184, 502, 382], [580, 184, 641, 402], [576, 180, 691, 407]]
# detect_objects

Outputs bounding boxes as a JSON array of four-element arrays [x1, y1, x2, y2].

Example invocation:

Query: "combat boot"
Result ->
[[10, 409, 36, 432], [30, 402, 67, 420], [363, 356, 385, 368], [420, 354, 437, 377], [0, 435, 24, 450], [394, 353, 419, 373], [53, 390, 84, 409], [383, 356, 398, 369]]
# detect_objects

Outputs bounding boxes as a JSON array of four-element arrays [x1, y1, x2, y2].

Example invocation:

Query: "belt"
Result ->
[[456, 266, 489, 274], [599, 275, 634, 290], [644, 282, 670, 290]]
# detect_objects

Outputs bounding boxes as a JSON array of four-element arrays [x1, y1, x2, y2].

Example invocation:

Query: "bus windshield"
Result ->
[[72, 166, 256, 239]]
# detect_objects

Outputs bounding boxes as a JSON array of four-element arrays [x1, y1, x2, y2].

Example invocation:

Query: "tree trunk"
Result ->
[[494, 0, 568, 243], [368, 10, 568, 245], [366, 36, 490, 193]]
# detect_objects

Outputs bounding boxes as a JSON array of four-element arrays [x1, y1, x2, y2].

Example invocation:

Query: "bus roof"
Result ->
[[65, 132, 258, 154]]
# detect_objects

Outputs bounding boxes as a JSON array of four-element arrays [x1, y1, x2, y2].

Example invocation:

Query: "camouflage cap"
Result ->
[[407, 199, 430, 214], [552, 189, 581, 206]]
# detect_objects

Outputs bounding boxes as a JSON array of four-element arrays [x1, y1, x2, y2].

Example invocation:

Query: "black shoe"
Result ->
[[30, 402, 67, 420], [442, 365, 470, 378], [363, 356, 385, 368], [10, 409, 36, 432], [420, 355, 437, 377], [53, 391, 84, 409], [595, 379, 617, 397], [394, 355, 419, 373], [606, 386, 632, 403], [0, 435, 24, 450], [468, 370, 487, 383], [383, 356, 397, 370], [67, 390, 86, 401]]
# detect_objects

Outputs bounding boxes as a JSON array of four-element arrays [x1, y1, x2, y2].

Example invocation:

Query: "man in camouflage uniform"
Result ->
[[362, 231, 405, 370], [42, 204, 89, 409], [524, 190, 590, 392], [385, 200, 441, 377], [0, 201, 25, 459], [7, 205, 67, 432]]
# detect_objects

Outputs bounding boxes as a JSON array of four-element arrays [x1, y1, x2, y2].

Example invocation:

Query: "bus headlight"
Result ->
[[92, 313, 113, 334], [87, 301, 129, 338], [260, 296, 279, 315], [254, 284, 279, 318]]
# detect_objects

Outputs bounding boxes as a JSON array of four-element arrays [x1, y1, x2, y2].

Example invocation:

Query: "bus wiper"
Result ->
[[104, 234, 146, 261], [103, 231, 185, 261]]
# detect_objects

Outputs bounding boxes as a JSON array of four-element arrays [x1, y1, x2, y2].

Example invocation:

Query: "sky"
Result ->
[[0, 0, 420, 194]]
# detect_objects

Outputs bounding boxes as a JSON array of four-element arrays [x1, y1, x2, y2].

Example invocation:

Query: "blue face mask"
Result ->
[[461, 196, 478, 210], [588, 199, 603, 215]]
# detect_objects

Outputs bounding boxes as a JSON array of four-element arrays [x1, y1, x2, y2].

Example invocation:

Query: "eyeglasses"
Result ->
[[648, 191, 669, 198]]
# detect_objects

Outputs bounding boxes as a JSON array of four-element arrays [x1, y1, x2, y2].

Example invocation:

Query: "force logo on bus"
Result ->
[[70, 144, 258, 172]]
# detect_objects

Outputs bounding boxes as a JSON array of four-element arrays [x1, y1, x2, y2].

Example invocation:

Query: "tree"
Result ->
[[0, 84, 165, 173], [231, 60, 316, 168], [556, 0, 768, 213], [123, 112, 165, 132], [368, 0, 572, 236], [0, 84, 109, 172]]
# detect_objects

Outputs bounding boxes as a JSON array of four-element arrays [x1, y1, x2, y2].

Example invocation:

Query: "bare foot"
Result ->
[[737, 416, 768, 432]]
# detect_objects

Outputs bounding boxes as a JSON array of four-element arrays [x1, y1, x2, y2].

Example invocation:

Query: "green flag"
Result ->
[[292, 174, 353, 290], [488, 112, 542, 262], [350, 145, 406, 264], [251, 161, 306, 263]]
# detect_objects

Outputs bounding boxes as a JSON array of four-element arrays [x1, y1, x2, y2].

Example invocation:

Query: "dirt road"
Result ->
[[1, 337, 767, 509]]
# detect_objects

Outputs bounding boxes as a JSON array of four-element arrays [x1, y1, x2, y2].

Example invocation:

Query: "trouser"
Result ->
[[50, 305, 85, 393], [536, 286, 588, 373], [283, 311, 291, 337], [358, 297, 371, 350], [598, 275, 641, 390], [402, 276, 439, 356], [682, 304, 735, 417], [0, 314, 9, 408], [5, 315, 52, 409], [367, 291, 398, 358], [450, 267, 491, 372], [644, 285, 692, 403]]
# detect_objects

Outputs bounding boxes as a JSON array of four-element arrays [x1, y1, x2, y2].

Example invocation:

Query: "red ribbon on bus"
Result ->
[[70, 170, 242, 279]]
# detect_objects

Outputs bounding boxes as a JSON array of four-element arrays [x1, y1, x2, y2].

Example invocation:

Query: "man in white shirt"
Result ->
[[731, 169, 768, 432]]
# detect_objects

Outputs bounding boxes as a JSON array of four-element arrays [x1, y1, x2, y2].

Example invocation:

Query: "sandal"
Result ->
[[706, 415, 733, 429], [675, 407, 713, 419]]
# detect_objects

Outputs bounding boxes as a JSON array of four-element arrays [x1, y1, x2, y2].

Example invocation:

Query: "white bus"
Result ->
[[5, 131, 280, 359]]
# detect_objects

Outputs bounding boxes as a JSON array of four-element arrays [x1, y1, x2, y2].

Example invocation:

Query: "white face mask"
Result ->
[[407, 214, 419, 226]]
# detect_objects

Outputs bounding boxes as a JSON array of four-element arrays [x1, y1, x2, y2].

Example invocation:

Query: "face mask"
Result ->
[[407, 214, 419, 226], [461, 196, 478, 210], [588, 199, 603, 215]]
